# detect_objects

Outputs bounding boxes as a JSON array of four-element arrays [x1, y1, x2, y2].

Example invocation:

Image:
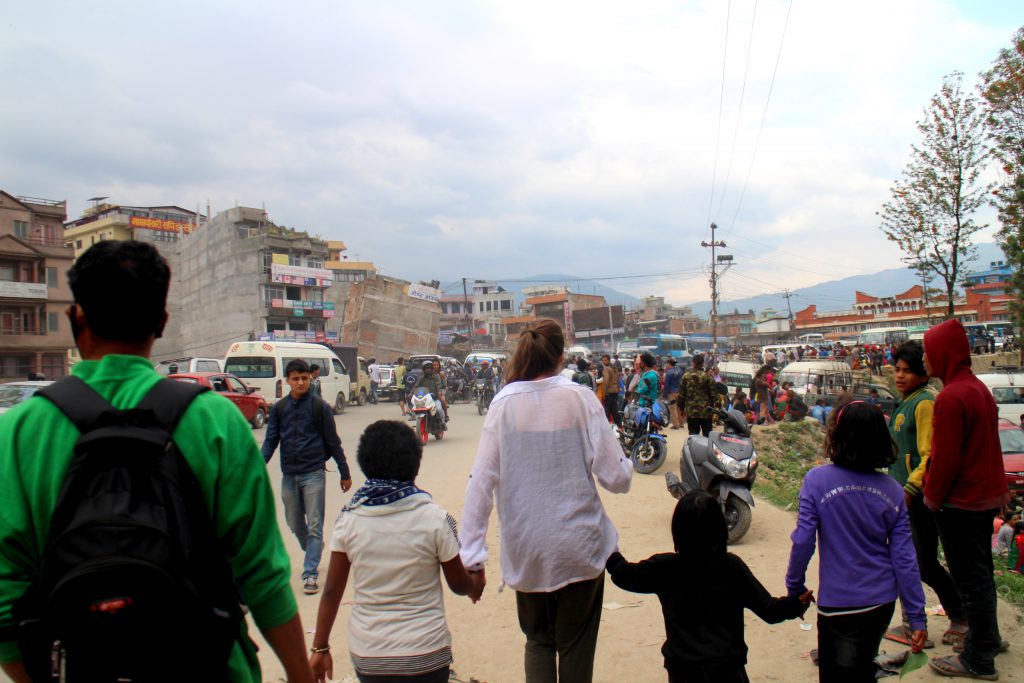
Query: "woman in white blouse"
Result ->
[[460, 319, 633, 682]]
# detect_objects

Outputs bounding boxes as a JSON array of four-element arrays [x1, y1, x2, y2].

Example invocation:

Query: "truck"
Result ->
[[324, 343, 372, 406]]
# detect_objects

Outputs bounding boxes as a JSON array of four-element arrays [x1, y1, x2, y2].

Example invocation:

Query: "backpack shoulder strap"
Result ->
[[313, 396, 326, 439], [274, 397, 288, 423], [136, 378, 209, 433], [35, 376, 115, 434]]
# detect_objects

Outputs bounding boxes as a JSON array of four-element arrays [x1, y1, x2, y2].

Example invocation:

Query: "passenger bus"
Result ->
[[636, 334, 692, 360], [964, 321, 1014, 351], [856, 326, 910, 347], [684, 335, 715, 355]]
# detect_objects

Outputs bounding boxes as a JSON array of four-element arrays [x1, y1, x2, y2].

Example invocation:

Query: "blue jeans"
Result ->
[[281, 470, 326, 580], [370, 381, 379, 403]]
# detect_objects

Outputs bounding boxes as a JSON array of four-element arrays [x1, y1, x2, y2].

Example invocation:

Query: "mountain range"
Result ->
[[440, 242, 1007, 318]]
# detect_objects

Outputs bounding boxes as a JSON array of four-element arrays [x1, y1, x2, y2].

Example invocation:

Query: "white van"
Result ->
[[224, 341, 349, 413], [566, 345, 592, 362], [464, 352, 507, 369], [154, 357, 223, 375], [716, 360, 758, 397], [976, 372, 1024, 423], [777, 360, 853, 397]]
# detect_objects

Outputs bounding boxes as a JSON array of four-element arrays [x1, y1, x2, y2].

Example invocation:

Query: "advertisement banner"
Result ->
[[271, 262, 333, 280], [129, 216, 194, 234]]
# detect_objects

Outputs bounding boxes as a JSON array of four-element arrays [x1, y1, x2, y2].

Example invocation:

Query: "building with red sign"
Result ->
[[63, 203, 206, 258]]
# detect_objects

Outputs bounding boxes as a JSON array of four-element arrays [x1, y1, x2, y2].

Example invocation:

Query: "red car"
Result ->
[[1000, 419, 1024, 503], [168, 372, 271, 429]]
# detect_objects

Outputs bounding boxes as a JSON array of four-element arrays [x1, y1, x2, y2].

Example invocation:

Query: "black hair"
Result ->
[[309, 363, 320, 373], [692, 353, 705, 369], [639, 352, 656, 369], [825, 401, 896, 472], [285, 359, 310, 376], [356, 420, 422, 480], [893, 340, 926, 377], [67, 240, 170, 343], [577, 358, 589, 372], [667, 358, 677, 366], [671, 490, 727, 560]]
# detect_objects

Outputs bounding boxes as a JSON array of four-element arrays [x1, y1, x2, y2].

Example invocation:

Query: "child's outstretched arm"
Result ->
[[442, 556, 485, 602], [606, 551, 671, 593], [734, 555, 812, 624], [309, 551, 351, 683]]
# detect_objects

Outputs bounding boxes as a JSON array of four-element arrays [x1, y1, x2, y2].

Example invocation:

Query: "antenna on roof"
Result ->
[[86, 196, 108, 208]]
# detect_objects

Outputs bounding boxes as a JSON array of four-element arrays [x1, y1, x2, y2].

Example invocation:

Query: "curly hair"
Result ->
[[356, 420, 423, 481]]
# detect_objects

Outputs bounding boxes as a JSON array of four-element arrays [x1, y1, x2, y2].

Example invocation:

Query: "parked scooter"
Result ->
[[409, 387, 445, 445], [666, 407, 757, 543], [618, 399, 669, 474], [474, 378, 494, 416]]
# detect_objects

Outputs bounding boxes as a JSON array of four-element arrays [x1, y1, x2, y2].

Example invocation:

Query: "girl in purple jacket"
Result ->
[[786, 401, 928, 682]]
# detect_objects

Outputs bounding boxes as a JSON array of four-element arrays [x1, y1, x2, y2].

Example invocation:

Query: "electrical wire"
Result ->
[[714, 0, 759, 221], [706, 0, 733, 236], [723, 0, 793, 239]]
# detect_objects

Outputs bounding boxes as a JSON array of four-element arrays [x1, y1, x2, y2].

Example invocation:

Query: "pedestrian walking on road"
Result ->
[[922, 319, 1009, 680], [662, 358, 684, 429], [263, 359, 353, 596], [460, 319, 632, 683], [0, 241, 313, 683], [309, 421, 482, 683]]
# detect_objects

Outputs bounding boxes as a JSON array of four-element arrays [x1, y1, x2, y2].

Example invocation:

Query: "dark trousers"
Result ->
[[668, 661, 749, 683], [357, 667, 449, 683], [935, 507, 1002, 675], [906, 496, 965, 621], [687, 417, 712, 437], [817, 602, 894, 683], [516, 573, 604, 683], [603, 392, 621, 426]]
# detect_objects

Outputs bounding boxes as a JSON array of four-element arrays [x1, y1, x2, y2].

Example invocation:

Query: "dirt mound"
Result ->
[[751, 420, 826, 509]]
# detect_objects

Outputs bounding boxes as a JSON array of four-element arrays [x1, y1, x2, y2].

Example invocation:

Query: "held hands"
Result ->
[[468, 570, 486, 603], [340, 478, 352, 492], [309, 651, 333, 683], [910, 630, 929, 654], [797, 590, 815, 608]]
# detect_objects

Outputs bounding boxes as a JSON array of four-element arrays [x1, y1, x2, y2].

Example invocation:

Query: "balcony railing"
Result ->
[[21, 234, 66, 248], [0, 326, 45, 336]]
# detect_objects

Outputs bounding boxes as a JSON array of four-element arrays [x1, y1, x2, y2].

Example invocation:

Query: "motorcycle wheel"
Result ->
[[477, 398, 485, 416], [630, 437, 667, 474], [418, 418, 429, 445], [434, 427, 444, 441], [724, 496, 752, 544]]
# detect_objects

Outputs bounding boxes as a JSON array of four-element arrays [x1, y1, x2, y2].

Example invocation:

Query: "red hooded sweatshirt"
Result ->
[[922, 319, 1008, 511]]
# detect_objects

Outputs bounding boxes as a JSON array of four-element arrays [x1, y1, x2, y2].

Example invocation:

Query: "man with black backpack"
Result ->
[[262, 359, 352, 597], [0, 241, 312, 683]]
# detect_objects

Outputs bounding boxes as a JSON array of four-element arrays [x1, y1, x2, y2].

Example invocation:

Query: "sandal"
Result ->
[[885, 624, 934, 649], [929, 654, 999, 680], [943, 625, 968, 647], [952, 639, 1010, 654]]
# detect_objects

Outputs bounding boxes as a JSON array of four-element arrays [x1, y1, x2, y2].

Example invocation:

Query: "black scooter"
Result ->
[[666, 408, 757, 544]]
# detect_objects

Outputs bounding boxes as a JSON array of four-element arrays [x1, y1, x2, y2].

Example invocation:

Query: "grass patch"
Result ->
[[995, 570, 1024, 611], [751, 421, 826, 510]]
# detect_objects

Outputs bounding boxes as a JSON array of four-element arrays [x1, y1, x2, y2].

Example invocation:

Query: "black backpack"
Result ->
[[13, 377, 243, 682]]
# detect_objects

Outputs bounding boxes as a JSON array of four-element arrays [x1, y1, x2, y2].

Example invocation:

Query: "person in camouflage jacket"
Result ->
[[679, 354, 718, 437]]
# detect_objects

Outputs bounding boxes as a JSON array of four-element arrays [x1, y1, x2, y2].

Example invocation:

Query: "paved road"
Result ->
[[251, 398, 1023, 683]]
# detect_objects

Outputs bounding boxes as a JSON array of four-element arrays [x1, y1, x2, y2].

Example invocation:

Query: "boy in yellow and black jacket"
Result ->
[[886, 340, 967, 647]]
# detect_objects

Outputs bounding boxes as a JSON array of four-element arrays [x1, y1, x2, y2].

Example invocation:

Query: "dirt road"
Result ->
[[254, 400, 1023, 683]]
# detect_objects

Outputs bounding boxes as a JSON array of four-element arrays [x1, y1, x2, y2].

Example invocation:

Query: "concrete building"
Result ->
[[0, 192, 74, 380], [341, 276, 440, 360], [63, 203, 206, 258], [523, 291, 607, 343], [153, 206, 351, 361]]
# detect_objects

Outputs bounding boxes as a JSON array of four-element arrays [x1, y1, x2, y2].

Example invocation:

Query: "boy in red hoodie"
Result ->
[[923, 319, 1009, 680]]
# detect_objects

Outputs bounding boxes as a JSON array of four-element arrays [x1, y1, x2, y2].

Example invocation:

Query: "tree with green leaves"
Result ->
[[878, 72, 992, 319], [980, 27, 1024, 351]]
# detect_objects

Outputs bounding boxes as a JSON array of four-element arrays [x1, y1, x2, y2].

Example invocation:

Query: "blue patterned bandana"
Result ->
[[343, 478, 428, 511]]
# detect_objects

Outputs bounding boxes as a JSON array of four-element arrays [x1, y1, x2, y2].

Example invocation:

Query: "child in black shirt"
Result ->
[[607, 490, 813, 682]]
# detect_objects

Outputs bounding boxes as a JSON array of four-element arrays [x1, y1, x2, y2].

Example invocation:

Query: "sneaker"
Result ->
[[303, 577, 319, 595]]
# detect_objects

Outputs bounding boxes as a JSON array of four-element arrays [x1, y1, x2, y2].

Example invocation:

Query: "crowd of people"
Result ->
[[0, 240, 1018, 683]]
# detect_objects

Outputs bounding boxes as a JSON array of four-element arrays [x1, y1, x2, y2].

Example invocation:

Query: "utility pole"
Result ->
[[782, 289, 794, 322], [461, 278, 472, 343], [701, 222, 732, 359]]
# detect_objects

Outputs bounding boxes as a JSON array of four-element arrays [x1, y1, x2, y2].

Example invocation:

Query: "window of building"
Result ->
[[266, 320, 286, 332], [289, 321, 309, 331], [286, 286, 301, 301], [0, 266, 13, 281], [262, 251, 275, 274], [263, 285, 285, 308], [309, 289, 323, 303], [288, 254, 301, 266], [0, 355, 32, 378], [46, 268, 57, 288], [48, 312, 59, 332], [75, 240, 82, 250], [500, 299, 512, 311], [13, 221, 28, 238], [308, 258, 324, 269], [41, 353, 65, 379]]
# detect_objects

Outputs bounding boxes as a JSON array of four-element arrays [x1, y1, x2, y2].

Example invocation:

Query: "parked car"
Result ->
[[154, 357, 223, 375], [1000, 419, 1024, 506], [377, 364, 400, 401], [0, 380, 53, 415], [850, 382, 898, 415], [168, 372, 271, 429], [976, 371, 1024, 423]]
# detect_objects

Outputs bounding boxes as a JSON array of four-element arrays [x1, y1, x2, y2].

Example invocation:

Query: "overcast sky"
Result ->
[[1, 1, 1019, 305]]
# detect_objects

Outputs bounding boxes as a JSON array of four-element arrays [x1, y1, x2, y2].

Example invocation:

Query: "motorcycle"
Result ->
[[409, 387, 445, 445], [666, 407, 757, 544], [474, 378, 494, 416], [451, 374, 473, 403], [618, 399, 669, 474]]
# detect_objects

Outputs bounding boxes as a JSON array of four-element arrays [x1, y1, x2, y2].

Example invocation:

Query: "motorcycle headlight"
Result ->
[[712, 443, 749, 478]]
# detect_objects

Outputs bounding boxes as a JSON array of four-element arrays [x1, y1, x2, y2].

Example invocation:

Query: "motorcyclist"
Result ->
[[477, 361, 496, 393], [414, 360, 448, 424]]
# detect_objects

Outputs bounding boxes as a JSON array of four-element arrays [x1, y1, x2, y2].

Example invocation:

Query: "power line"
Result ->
[[714, 0, 759, 221], [706, 0, 733, 234], [723, 0, 793, 239]]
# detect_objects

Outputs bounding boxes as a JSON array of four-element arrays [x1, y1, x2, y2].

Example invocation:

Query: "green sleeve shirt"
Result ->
[[0, 354, 297, 682]]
